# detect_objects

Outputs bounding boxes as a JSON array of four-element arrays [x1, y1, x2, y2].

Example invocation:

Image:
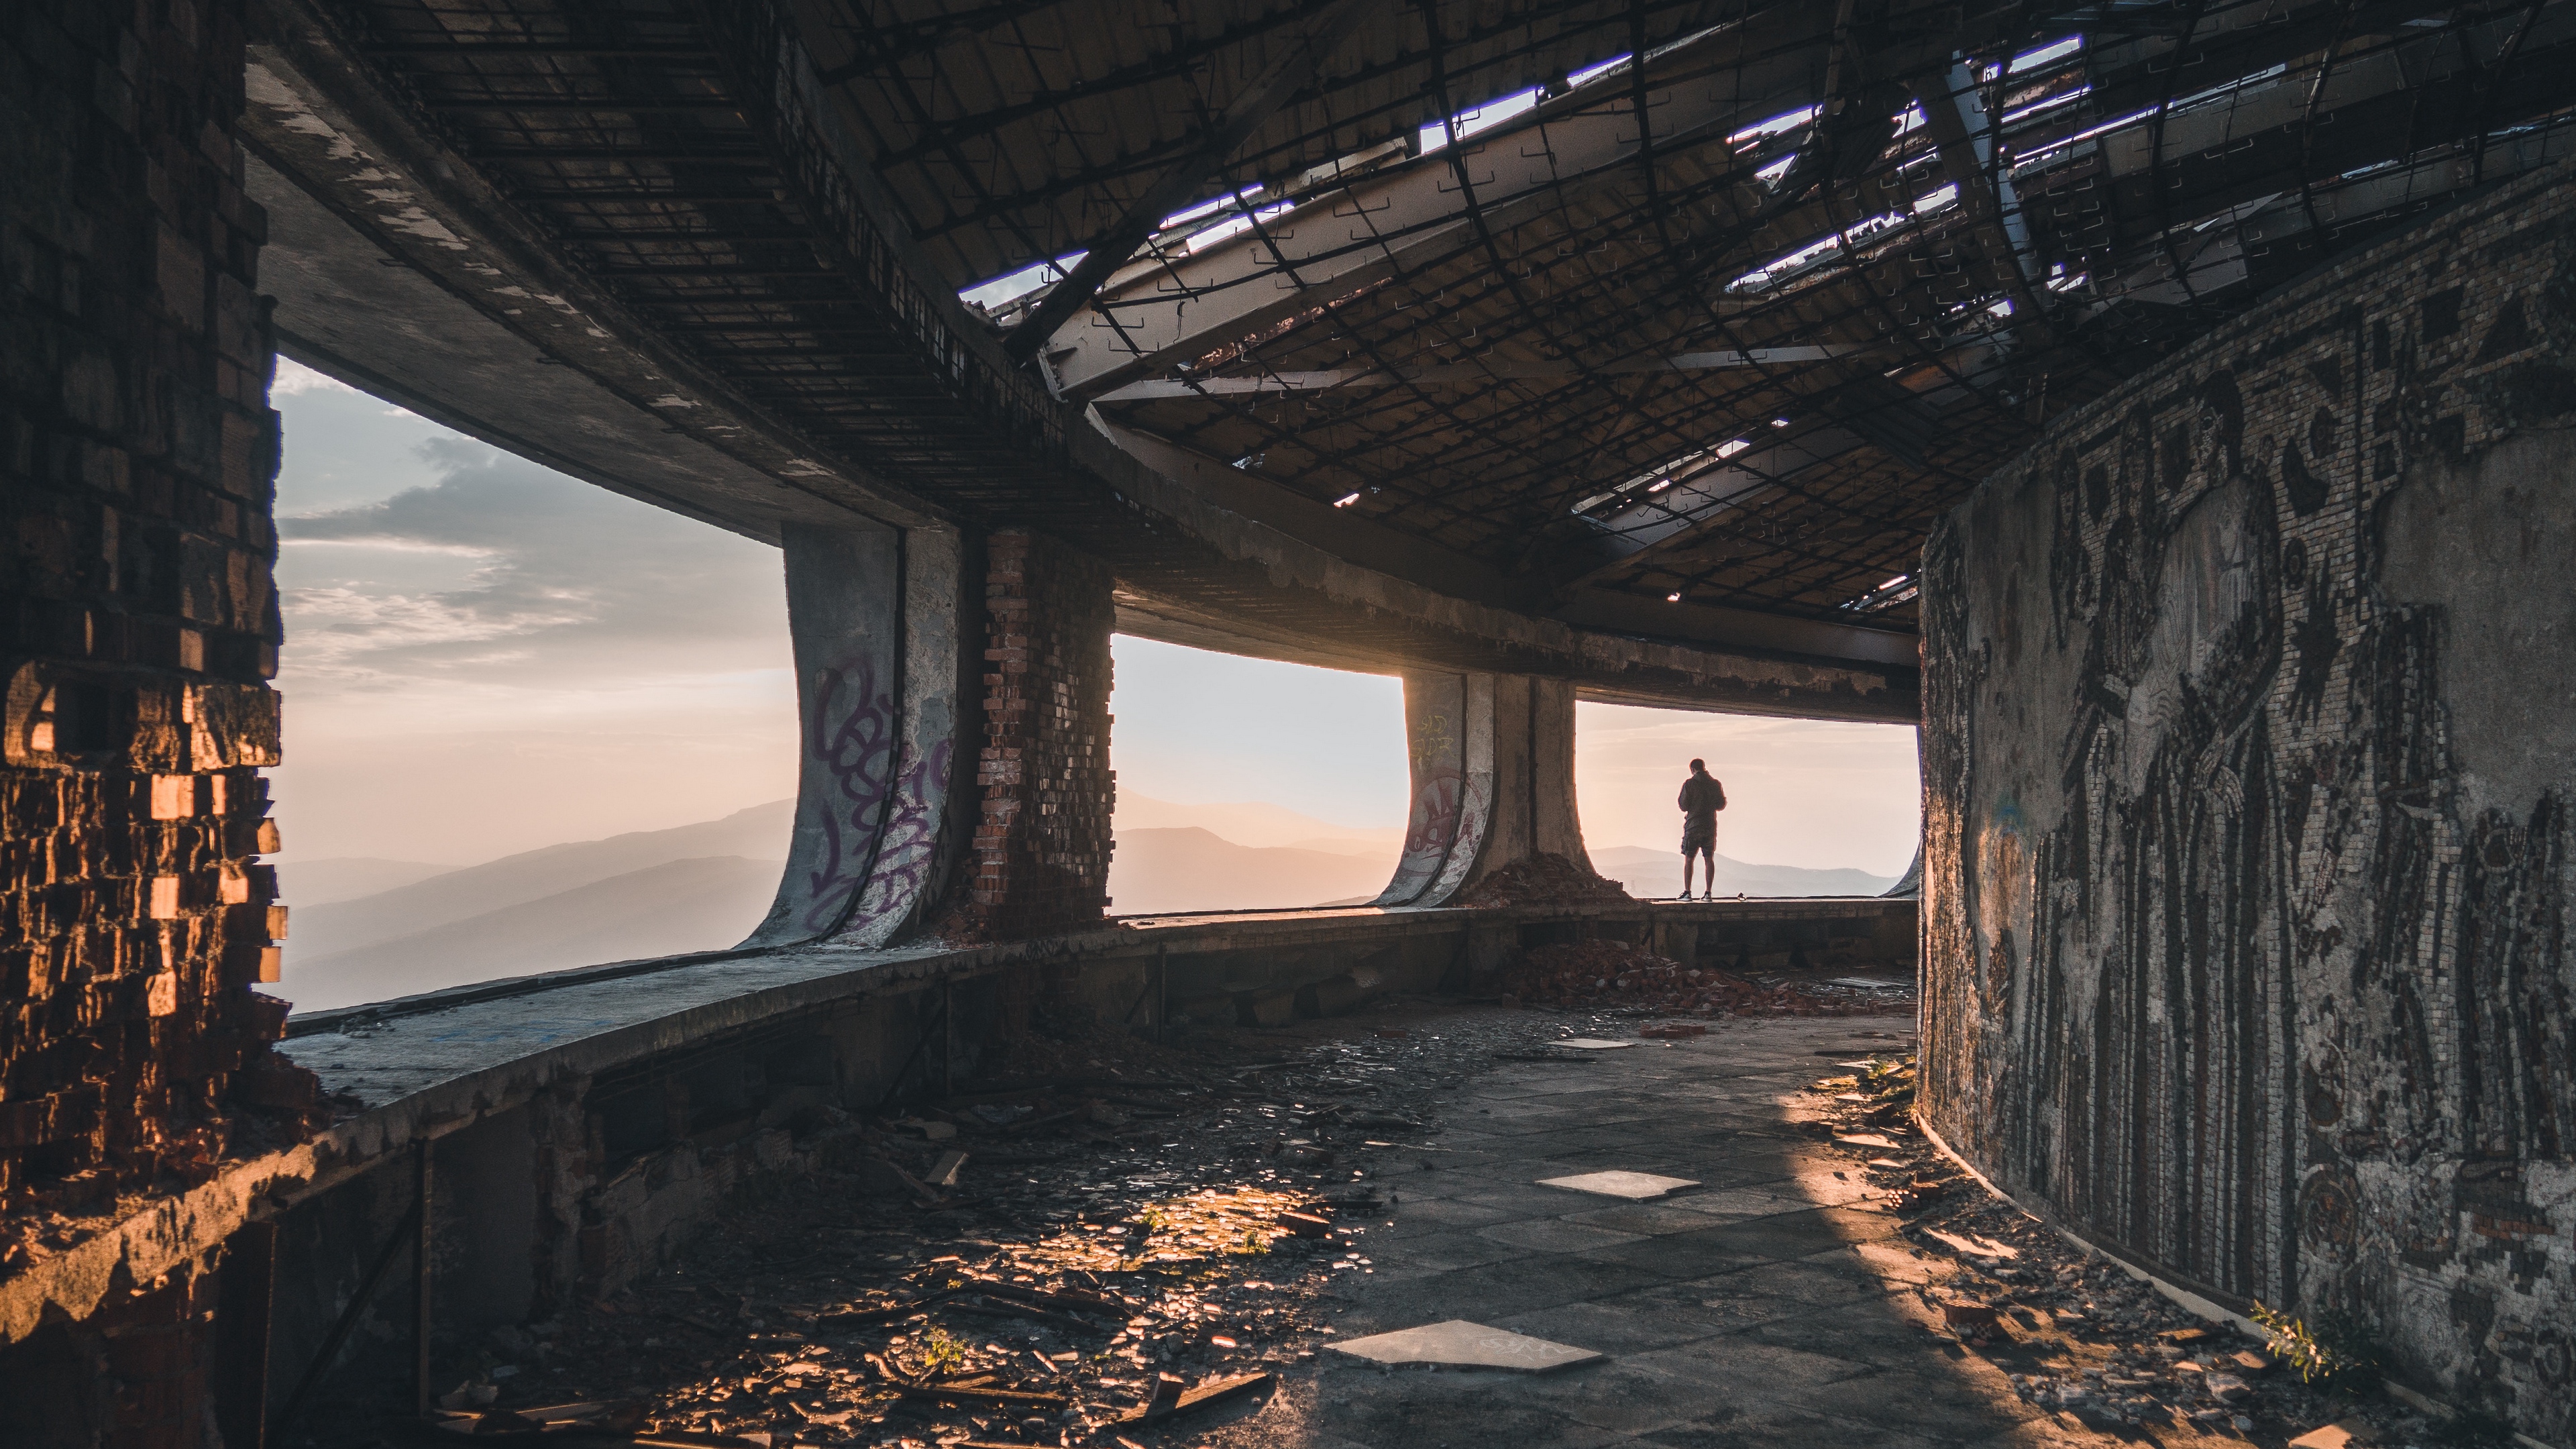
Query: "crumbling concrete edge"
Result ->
[[0, 897, 1915, 1348], [1913, 1116, 2568, 1449]]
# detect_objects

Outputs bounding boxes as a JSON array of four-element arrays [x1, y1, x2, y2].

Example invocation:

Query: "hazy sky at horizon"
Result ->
[[268, 360, 1917, 875]]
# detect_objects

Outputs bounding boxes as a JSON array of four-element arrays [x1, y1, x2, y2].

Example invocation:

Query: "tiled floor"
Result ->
[[1202, 1016, 2116, 1449]]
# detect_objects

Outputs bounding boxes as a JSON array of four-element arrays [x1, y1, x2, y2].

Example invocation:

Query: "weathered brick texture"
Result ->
[[0, 0, 314, 1260], [945, 529, 1114, 938]]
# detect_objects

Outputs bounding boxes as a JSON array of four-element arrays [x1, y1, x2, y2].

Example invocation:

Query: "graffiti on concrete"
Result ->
[[1380, 686, 1468, 905], [1923, 168, 2576, 1437], [794, 654, 898, 935], [839, 737, 953, 945]]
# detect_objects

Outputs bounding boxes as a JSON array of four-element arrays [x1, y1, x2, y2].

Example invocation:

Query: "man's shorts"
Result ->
[[1682, 818, 1717, 854]]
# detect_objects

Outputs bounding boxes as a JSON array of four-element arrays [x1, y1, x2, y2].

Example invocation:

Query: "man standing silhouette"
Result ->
[[1677, 758, 1727, 899]]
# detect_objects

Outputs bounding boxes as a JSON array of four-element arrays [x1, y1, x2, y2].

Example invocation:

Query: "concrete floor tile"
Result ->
[[1329, 1319, 1603, 1371], [1356, 1226, 1521, 1279], [1478, 1217, 1650, 1254], [1555, 1201, 1735, 1236], [1637, 1397, 1955, 1449], [1485, 1297, 1738, 1356], [1621, 1332, 1875, 1389], [1305, 1368, 1630, 1449], [1359, 1252, 1669, 1320], [1577, 1207, 1877, 1273], [1383, 1195, 1518, 1230], [1456, 1181, 1620, 1218], [1459, 1353, 1752, 1437]]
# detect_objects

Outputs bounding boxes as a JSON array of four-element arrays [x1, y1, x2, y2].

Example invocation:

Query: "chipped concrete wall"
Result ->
[[1920, 160, 2576, 1440], [0, 0, 318, 1242]]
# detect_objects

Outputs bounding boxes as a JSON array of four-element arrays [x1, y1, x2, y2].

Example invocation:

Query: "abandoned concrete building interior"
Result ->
[[3, 0, 2573, 1444]]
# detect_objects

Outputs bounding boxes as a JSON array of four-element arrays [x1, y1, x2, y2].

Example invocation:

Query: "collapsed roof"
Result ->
[[286, 0, 2576, 638]]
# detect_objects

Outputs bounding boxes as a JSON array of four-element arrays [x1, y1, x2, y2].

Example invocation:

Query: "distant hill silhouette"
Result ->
[[277, 791, 1894, 1014], [1586, 845, 1898, 900], [1114, 794, 1403, 852], [1108, 826, 1395, 914], [281, 855, 784, 1012], [274, 856, 453, 908], [284, 800, 795, 965]]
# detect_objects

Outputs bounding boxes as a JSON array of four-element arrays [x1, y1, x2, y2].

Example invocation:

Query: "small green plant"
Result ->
[[1237, 1229, 1272, 1254], [1138, 1207, 1168, 1233], [917, 1327, 966, 1374], [2252, 1301, 2381, 1391]]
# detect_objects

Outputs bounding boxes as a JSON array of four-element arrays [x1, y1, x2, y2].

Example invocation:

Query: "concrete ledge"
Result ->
[[0, 897, 1913, 1347]]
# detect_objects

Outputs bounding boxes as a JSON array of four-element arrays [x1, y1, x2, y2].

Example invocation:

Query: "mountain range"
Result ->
[[274, 794, 1894, 1014], [1586, 845, 1898, 900]]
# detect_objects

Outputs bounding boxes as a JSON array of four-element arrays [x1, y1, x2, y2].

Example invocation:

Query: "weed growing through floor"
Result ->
[[2251, 1301, 2380, 1391], [917, 1328, 966, 1375], [1236, 1229, 1271, 1254]]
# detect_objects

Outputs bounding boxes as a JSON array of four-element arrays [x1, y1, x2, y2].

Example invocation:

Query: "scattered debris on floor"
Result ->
[[1448, 853, 1631, 908], [1805, 1055, 2495, 1449], [1325, 1320, 1601, 1373], [1498, 939, 1911, 1016], [346, 1004, 1642, 1449]]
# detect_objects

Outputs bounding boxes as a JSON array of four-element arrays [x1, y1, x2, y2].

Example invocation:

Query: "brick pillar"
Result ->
[[0, 0, 319, 1243], [943, 529, 1115, 939]]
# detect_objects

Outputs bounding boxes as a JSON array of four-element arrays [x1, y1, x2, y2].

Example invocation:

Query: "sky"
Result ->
[[266, 360, 1919, 874]]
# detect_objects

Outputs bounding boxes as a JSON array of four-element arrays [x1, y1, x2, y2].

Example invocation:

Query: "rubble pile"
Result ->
[[1500, 940, 1910, 1017], [1450, 853, 1631, 908], [1807, 1061, 2481, 1449]]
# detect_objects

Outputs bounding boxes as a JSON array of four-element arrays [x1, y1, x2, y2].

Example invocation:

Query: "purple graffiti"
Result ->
[[841, 737, 954, 939], [797, 655, 898, 933], [1381, 765, 1463, 899]]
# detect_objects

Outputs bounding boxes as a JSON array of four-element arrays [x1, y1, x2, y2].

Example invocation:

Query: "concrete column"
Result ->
[[1377, 672, 1593, 906], [743, 525, 971, 947]]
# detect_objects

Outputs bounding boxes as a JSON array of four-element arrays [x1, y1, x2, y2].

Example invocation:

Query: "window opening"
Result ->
[[266, 360, 797, 1014], [1106, 637, 1405, 914], [1575, 703, 1919, 899]]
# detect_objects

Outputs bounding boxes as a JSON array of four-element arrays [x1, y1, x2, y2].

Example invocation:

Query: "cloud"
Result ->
[[276, 438, 789, 701]]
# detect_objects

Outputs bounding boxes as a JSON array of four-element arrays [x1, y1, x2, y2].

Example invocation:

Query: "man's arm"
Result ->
[[1713, 779, 1727, 810]]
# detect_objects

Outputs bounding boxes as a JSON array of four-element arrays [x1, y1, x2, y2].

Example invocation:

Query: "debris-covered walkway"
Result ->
[[406, 997, 2397, 1449]]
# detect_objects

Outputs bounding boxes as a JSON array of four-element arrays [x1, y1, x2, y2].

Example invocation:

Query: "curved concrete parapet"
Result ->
[[0, 894, 1918, 1354], [1919, 158, 2576, 1440]]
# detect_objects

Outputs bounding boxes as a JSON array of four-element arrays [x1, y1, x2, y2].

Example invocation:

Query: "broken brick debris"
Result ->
[[1450, 852, 1631, 907], [1498, 939, 1911, 1017]]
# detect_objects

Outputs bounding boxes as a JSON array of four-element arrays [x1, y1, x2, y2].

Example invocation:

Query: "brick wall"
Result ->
[[0, 0, 315, 1248], [947, 529, 1115, 938]]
